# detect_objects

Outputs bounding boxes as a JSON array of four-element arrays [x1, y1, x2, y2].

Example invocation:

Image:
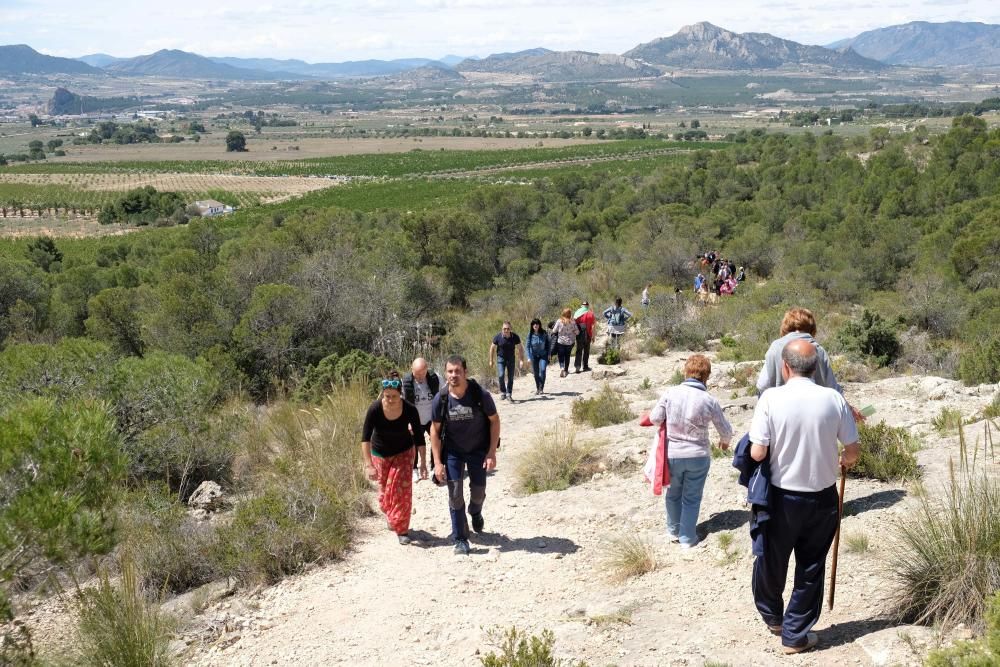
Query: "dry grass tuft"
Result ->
[[602, 535, 657, 582]]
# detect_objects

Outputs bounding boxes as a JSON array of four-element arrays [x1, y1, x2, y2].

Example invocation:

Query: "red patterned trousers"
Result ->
[[372, 448, 414, 535]]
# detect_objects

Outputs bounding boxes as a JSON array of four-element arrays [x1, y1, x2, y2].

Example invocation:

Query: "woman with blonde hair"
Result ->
[[551, 308, 579, 378], [361, 370, 427, 545], [647, 354, 732, 548], [756, 307, 841, 394]]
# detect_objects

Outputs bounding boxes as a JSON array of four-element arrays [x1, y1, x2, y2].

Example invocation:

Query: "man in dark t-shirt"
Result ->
[[431, 355, 500, 556], [488, 321, 525, 401]]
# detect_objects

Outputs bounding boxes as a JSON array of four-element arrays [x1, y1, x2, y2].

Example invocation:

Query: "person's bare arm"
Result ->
[[840, 441, 860, 469], [488, 342, 497, 368], [431, 421, 445, 482], [361, 441, 377, 480], [750, 443, 769, 462], [484, 413, 500, 471]]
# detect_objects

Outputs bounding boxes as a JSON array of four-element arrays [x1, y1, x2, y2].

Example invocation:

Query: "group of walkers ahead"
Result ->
[[643, 306, 863, 655], [695, 250, 745, 300], [489, 298, 633, 400]]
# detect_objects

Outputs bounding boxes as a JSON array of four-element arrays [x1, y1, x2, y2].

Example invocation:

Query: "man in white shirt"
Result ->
[[403, 357, 440, 481], [748, 339, 860, 654]]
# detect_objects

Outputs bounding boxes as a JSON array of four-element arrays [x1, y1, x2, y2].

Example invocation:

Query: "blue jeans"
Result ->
[[497, 356, 515, 396], [530, 356, 547, 391], [445, 448, 488, 541], [664, 456, 711, 546]]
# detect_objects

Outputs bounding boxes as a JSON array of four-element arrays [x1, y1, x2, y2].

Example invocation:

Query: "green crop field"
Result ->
[[1, 140, 724, 178]]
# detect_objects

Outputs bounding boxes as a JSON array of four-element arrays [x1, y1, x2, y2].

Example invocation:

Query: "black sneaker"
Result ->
[[471, 512, 484, 533], [454, 539, 470, 555]]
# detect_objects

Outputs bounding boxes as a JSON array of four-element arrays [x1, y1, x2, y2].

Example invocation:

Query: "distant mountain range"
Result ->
[[828, 21, 1000, 67], [0, 45, 99, 75], [104, 50, 302, 80], [456, 49, 660, 80], [625, 22, 884, 70], [5, 21, 1000, 81]]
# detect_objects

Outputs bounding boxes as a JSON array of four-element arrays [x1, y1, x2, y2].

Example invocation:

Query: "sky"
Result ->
[[2, 0, 998, 63]]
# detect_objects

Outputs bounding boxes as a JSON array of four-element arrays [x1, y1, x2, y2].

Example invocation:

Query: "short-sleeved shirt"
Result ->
[[412, 379, 435, 425], [362, 400, 425, 458], [431, 385, 497, 454], [492, 332, 521, 361], [748, 377, 859, 492]]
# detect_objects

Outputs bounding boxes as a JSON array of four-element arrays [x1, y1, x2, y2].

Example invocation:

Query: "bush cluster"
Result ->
[[514, 426, 597, 494], [851, 421, 921, 482], [571, 384, 635, 428]]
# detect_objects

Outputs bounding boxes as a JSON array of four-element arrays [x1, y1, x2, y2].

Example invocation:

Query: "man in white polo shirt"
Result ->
[[748, 339, 860, 654]]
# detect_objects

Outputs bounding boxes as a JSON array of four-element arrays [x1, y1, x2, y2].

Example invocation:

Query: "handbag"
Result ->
[[640, 413, 670, 494]]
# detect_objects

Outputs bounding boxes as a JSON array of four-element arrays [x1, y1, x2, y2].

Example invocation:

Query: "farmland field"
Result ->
[[2, 140, 721, 178]]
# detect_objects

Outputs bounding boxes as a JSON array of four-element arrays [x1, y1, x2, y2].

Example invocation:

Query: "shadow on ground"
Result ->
[[697, 509, 750, 537], [477, 532, 580, 555], [817, 615, 897, 649], [843, 489, 907, 517]]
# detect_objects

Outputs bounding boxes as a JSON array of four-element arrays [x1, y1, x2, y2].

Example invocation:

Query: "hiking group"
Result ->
[[361, 305, 863, 655]]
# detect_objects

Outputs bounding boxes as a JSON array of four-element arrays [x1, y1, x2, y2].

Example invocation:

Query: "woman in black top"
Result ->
[[362, 373, 426, 545]]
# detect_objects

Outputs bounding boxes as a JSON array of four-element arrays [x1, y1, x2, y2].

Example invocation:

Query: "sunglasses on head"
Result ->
[[381, 379, 402, 389]]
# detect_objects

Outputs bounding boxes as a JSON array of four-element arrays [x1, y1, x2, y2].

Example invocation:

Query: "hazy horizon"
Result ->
[[3, 0, 999, 63]]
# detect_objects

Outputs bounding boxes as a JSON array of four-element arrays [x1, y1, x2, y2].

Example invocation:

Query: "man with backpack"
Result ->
[[402, 357, 441, 481], [603, 297, 633, 350], [431, 355, 501, 556]]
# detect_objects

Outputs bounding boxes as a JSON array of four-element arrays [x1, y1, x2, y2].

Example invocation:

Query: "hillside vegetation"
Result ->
[[2, 117, 1000, 659]]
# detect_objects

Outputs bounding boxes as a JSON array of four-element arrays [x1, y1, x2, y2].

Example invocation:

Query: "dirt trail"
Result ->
[[182, 349, 999, 667]]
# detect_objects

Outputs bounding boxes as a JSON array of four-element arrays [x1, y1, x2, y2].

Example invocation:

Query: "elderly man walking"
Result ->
[[748, 339, 860, 654], [403, 357, 440, 479]]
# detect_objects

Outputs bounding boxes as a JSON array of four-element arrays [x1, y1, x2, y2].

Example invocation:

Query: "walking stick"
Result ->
[[828, 465, 847, 610]]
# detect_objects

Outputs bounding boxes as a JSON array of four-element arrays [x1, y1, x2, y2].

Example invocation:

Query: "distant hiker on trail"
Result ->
[[403, 357, 440, 480], [694, 273, 705, 292], [431, 355, 500, 556], [747, 340, 860, 654], [756, 307, 865, 424], [736, 266, 746, 282], [641, 283, 652, 308], [362, 371, 427, 545], [526, 318, 552, 395], [551, 308, 579, 378], [646, 354, 732, 549], [573, 301, 595, 373], [720, 276, 738, 296], [489, 321, 524, 401], [603, 297, 632, 350]]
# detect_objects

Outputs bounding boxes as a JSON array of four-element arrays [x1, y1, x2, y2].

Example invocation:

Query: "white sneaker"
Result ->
[[679, 540, 701, 550]]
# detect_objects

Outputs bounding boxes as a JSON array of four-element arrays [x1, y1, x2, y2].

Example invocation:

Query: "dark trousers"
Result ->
[[445, 448, 487, 541], [752, 484, 839, 649], [574, 333, 591, 370], [555, 343, 573, 371], [497, 356, 515, 396]]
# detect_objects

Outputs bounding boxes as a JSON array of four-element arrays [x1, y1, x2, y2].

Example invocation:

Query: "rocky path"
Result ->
[[174, 352, 997, 666]]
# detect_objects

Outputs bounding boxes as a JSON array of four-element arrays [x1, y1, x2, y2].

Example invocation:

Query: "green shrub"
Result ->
[[667, 369, 684, 385], [571, 384, 635, 428], [835, 309, 901, 367], [597, 347, 621, 365], [75, 557, 174, 667], [925, 592, 1000, 666], [890, 468, 1000, 633], [601, 535, 657, 581], [217, 389, 369, 585], [118, 486, 220, 594], [1, 398, 125, 624], [983, 395, 1000, 421], [480, 627, 588, 667], [932, 407, 965, 434], [514, 426, 598, 494], [294, 349, 396, 402], [958, 336, 1000, 385], [852, 421, 921, 482]]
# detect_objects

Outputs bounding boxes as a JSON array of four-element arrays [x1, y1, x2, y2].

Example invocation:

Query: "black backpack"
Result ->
[[434, 379, 496, 451]]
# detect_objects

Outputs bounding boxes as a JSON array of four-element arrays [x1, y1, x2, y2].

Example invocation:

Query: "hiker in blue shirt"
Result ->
[[603, 297, 632, 350]]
